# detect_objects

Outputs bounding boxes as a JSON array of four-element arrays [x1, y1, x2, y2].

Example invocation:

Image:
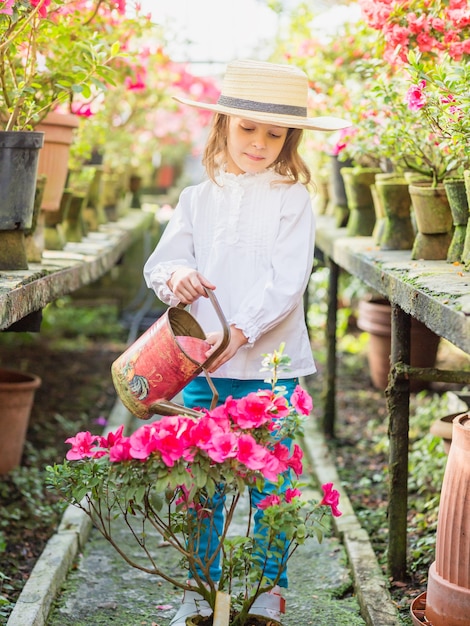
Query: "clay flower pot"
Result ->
[[429, 413, 462, 455], [36, 112, 80, 212], [357, 298, 440, 391], [425, 412, 470, 625], [0, 368, 42, 475]]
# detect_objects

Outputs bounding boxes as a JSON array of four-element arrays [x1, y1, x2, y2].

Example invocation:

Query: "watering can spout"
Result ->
[[111, 288, 230, 420]]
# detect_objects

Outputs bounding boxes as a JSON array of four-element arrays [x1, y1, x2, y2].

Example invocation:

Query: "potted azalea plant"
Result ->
[[0, 0, 132, 132], [357, 0, 470, 184], [356, 0, 470, 259], [0, 0, 127, 268], [405, 52, 470, 263], [46, 347, 342, 626]]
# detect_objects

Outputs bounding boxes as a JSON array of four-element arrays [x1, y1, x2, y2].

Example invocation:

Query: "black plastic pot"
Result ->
[[0, 131, 44, 231], [0, 131, 44, 270]]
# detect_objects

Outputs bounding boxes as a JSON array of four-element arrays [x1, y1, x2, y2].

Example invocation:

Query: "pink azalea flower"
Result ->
[[284, 487, 302, 503], [0, 0, 15, 16], [321, 483, 342, 518], [97, 425, 125, 448], [268, 392, 290, 418], [129, 423, 160, 460], [149, 416, 195, 466], [65, 431, 100, 460], [290, 385, 313, 416], [125, 70, 147, 91], [259, 451, 284, 482], [271, 442, 290, 472], [208, 399, 232, 431], [109, 439, 133, 462], [256, 494, 282, 510], [236, 434, 269, 470], [190, 416, 225, 451], [206, 432, 238, 463], [405, 80, 427, 111], [287, 444, 304, 476], [30, 0, 51, 18], [231, 392, 273, 429]]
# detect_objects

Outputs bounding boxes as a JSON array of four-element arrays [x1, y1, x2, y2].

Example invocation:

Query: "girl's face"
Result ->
[[225, 116, 288, 175]]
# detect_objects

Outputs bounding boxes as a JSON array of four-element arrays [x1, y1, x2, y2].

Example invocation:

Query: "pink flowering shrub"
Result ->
[[47, 348, 341, 626], [405, 51, 470, 168], [0, 0, 151, 131], [359, 0, 470, 66]]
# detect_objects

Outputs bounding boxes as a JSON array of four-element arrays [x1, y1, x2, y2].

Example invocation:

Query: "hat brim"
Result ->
[[173, 95, 351, 132]]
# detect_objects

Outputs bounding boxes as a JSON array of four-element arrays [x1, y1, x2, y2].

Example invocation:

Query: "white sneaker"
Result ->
[[249, 586, 286, 622], [170, 586, 213, 626]]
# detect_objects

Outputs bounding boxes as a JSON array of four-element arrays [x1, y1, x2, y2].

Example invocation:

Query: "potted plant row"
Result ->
[[0, 0, 150, 270]]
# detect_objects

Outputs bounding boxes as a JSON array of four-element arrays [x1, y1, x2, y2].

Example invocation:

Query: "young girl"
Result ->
[[143, 59, 349, 625]]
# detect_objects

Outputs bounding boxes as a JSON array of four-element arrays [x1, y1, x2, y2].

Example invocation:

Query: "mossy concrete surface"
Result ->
[[7, 390, 401, 626]]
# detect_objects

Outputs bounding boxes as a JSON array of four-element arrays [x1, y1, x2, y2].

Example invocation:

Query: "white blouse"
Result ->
[[143, 168, 316, 380]]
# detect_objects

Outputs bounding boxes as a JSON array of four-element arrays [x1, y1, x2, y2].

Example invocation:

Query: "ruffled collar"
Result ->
[[215, 167, 282, 188]]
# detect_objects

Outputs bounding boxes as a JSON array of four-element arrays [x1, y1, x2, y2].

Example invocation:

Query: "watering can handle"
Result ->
[[149, 287, 231, 417], [200, 287, 231, 371]]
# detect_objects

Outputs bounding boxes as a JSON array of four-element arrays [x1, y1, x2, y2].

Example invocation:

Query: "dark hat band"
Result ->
[[217, 95, 307, 118]]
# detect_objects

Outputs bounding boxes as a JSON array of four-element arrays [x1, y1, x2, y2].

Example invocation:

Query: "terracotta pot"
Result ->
[[409, 182, 453, 260], [36, 112, 80, 211], [0, 368, 41, 475], [410, 592, 431, 625], [357, 298, 440, 391], [443, 178, 469, 263], [425, 413, 470, 626], [341, 166, 380, 236], [429, 413, 462, 455]]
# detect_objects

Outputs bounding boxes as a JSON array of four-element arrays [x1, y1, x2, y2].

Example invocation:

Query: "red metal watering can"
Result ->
[[111, 288, 230, 420]]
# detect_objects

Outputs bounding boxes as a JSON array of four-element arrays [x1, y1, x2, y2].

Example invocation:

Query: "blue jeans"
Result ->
[[182, 376, 299, 589]]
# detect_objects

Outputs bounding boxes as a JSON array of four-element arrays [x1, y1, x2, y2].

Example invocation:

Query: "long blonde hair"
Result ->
[[202, 113, 311, 185]]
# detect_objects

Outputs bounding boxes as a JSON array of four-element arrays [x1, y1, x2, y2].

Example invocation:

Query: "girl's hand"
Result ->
[[205, 326, 248, 373], [168, 268, 215, 304]]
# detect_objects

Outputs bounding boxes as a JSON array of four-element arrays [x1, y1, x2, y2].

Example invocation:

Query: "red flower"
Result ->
[[405, 80, 427, 111], [30, 0, 51, 18], [290, 385, 313, 416], [256, 494, 282, 510], [285, 488, 302, 503], [65, 431, 100, 460], [287, 443, 304, 476], [236, 434, 269, 470], [320, 483, 342, 517]]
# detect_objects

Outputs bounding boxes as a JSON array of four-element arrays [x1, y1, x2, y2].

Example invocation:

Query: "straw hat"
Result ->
[[173, 59, 351, 132]]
